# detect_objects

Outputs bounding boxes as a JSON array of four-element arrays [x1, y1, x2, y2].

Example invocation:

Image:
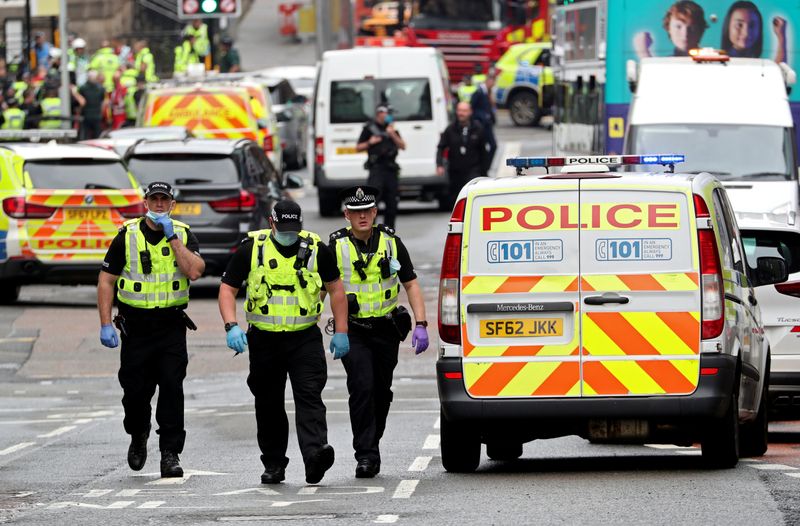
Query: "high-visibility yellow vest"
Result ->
[[89, 47, 120, 91], [12, 81, 27, 103], [245, 230, 323, 332], [2, 108, 25, 130], [173, 41, 199, 74], [116, 218, 191, 309], [134, 48, 158, 82], [333, 228, 399, 318], [184, 23, 210, 57], [39, 97, 62, 129]]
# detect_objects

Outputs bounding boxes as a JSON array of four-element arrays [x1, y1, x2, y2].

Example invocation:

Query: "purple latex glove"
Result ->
[[411, 325, 429, 355]]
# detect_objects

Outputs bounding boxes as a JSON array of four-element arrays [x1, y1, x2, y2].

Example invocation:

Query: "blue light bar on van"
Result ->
[[506, 154, 685, 169]]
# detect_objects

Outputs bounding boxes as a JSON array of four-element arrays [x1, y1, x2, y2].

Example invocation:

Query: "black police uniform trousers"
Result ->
[[247, 325, 328, 469], [367, 164, 399, 230], [341, 317, 401, 463], [118, 310, 188, 454], [448, 166, 485, 205]]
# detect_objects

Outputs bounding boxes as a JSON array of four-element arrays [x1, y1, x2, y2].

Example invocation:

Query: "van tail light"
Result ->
[[2, 197, 54, 219], [438, 198, 466, 345], [263, 133, 274, 153], [315, 137, 324, 166], [117, 202, 145, 219], [694, 194, 724, 339], [775, 281, 800, 298], [209, 190, 257, 213]]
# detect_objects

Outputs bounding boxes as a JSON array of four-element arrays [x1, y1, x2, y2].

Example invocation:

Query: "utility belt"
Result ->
[[113, 309, 197, 336], [365, 155, 399, 172], [325, 305, 411, 341]]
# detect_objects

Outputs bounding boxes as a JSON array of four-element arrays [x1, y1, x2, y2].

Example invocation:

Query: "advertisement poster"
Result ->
[[605, 0, 800, 152]]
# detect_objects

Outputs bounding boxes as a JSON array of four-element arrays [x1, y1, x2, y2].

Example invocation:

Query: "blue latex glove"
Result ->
[[330, 332, 349, 360], [154, 214, 175, 239], [412, 325, 429, 355], [100, 324, 119, 348], [226, 325, 248, 354]]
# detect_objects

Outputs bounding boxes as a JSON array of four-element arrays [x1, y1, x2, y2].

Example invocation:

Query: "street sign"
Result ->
[[177, 0, 241, 19]]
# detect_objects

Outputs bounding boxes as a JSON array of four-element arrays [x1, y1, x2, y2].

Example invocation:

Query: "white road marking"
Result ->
[[138, 469, 228, 485], [80, 489, 114, 498], [782, 473, 800, 479], [0, 419, 72, 425], [106, 501, 135, 509], [0, 363, 20, 370], [433, 416, 440, 429], [298, 486, 383, 495], [37, 425, 76, 438], [271, 499, 329, 507], [408, 456, 432, 472], [749, 463, 798, 471], [67, 390, 79, 395], [374, 515, 399, 524], [214, 487, 282, 496], [138, 501, 165, 509], [392, 480, 419, 499], [422, 434, 440, 449], [13, 390, 26, 394], [0, 442, 35, 455], [496, 141, 522, 178]]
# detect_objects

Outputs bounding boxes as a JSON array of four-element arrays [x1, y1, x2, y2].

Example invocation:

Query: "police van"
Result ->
[[436, 154, 797, 472]]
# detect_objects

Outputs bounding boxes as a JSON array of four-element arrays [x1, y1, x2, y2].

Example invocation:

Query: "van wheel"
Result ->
[[0, 283, 20, 304], [318, 189, 340, 217], [741, 356, 770, 457], [486, 441, 523, 461], [440, 409, 480, 473], [509, 91, 541, 127], [701, 391, 740, 468]]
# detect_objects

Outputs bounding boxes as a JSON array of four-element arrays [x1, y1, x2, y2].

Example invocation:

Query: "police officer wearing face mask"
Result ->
[[97, 182, 205, 478], [328, 186, 429, 478], [218, 200, 350, 485], [356, 105, 406, 230]]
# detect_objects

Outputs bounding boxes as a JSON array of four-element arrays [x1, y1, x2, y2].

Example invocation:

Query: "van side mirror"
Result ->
[[257, 118, 269, 130], [752, 256, 789, 287]]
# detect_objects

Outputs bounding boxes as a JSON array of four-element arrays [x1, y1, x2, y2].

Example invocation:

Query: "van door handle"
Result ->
[[584, 293, 630, 306], [413, 125, 423, 130]]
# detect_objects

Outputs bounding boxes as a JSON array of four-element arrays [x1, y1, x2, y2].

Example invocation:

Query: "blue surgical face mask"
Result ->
[[273, 231, 299, 246], [146, 210, 168, 222], [384, 114, 394, 124]]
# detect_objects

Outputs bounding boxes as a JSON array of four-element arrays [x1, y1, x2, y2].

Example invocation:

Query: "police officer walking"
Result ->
[[356, 105, 406, 230], [329, 186, 429, 478], [218, 200, 350, 485], [436, 101, 489, 210], [97, 182, 205, 478]]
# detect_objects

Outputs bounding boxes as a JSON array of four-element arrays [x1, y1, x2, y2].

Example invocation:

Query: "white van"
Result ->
[[311, 47, 452, 216], [624, 51, 800, 409], [437, 154, 794, 472]]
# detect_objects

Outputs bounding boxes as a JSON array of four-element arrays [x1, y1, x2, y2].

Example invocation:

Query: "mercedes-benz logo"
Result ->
[[84, 195, 94, 204]]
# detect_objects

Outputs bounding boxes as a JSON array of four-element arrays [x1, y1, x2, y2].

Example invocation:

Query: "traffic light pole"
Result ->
[[58, 0, 70, 127]]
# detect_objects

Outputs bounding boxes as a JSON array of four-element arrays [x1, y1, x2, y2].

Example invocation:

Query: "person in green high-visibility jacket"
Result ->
[[133, 40, 158, 83], [327, 185, 429, 478], [1, 98, 26, 130], [89, 40, 120, 92], [218, 200, 350, 486], [97, 182, 205, 480], [173, 34, 200, 76], [39, 87, 63, 129], [183, 19, 210, 59]]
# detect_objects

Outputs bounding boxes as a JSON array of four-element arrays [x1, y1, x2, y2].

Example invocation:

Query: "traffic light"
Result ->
[[178, 0, 241, 19]]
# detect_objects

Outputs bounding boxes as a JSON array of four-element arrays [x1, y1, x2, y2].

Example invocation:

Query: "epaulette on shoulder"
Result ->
[[329, 227, 349, 242], [376, 224, 396, 237]]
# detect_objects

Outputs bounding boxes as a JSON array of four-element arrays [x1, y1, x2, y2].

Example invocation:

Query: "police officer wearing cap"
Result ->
[[97, 182, 205, 478], [329, 186, 429, 478], [356, 105, 406, 230], [218, 200, 350, 485]]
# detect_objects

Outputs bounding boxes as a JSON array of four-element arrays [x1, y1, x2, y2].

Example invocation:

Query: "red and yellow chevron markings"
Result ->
[[465, 360, 581, 397], [462, 274, 579, 294], [581, 272, 699, 292]]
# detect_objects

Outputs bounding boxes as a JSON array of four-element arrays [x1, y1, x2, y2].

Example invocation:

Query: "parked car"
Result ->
[[261, 77, 309, 170], [124, 138, 301, 276]]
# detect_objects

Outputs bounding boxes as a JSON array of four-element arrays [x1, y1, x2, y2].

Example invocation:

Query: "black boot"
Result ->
[[305, 444, 335, 484], [127, 429, 149, 471], [260, 455, 288, 484], [160, 451, 183, 478], [355, 458, 380, 478]]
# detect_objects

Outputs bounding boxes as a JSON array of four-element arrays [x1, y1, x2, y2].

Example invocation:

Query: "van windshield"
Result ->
[[330, 78, 432, 124], [628, 124, 797, 181]]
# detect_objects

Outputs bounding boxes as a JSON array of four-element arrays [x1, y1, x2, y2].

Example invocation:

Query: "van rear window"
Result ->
[[330, 78, 432, 123]]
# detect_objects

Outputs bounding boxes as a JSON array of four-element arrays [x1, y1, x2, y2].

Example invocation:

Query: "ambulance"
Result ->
[[436, 154, 796, 472]]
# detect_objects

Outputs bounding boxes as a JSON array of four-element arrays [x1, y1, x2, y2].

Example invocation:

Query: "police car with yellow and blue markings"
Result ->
[[492, 42, 554, 127], [436, 154, 798, 472]]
